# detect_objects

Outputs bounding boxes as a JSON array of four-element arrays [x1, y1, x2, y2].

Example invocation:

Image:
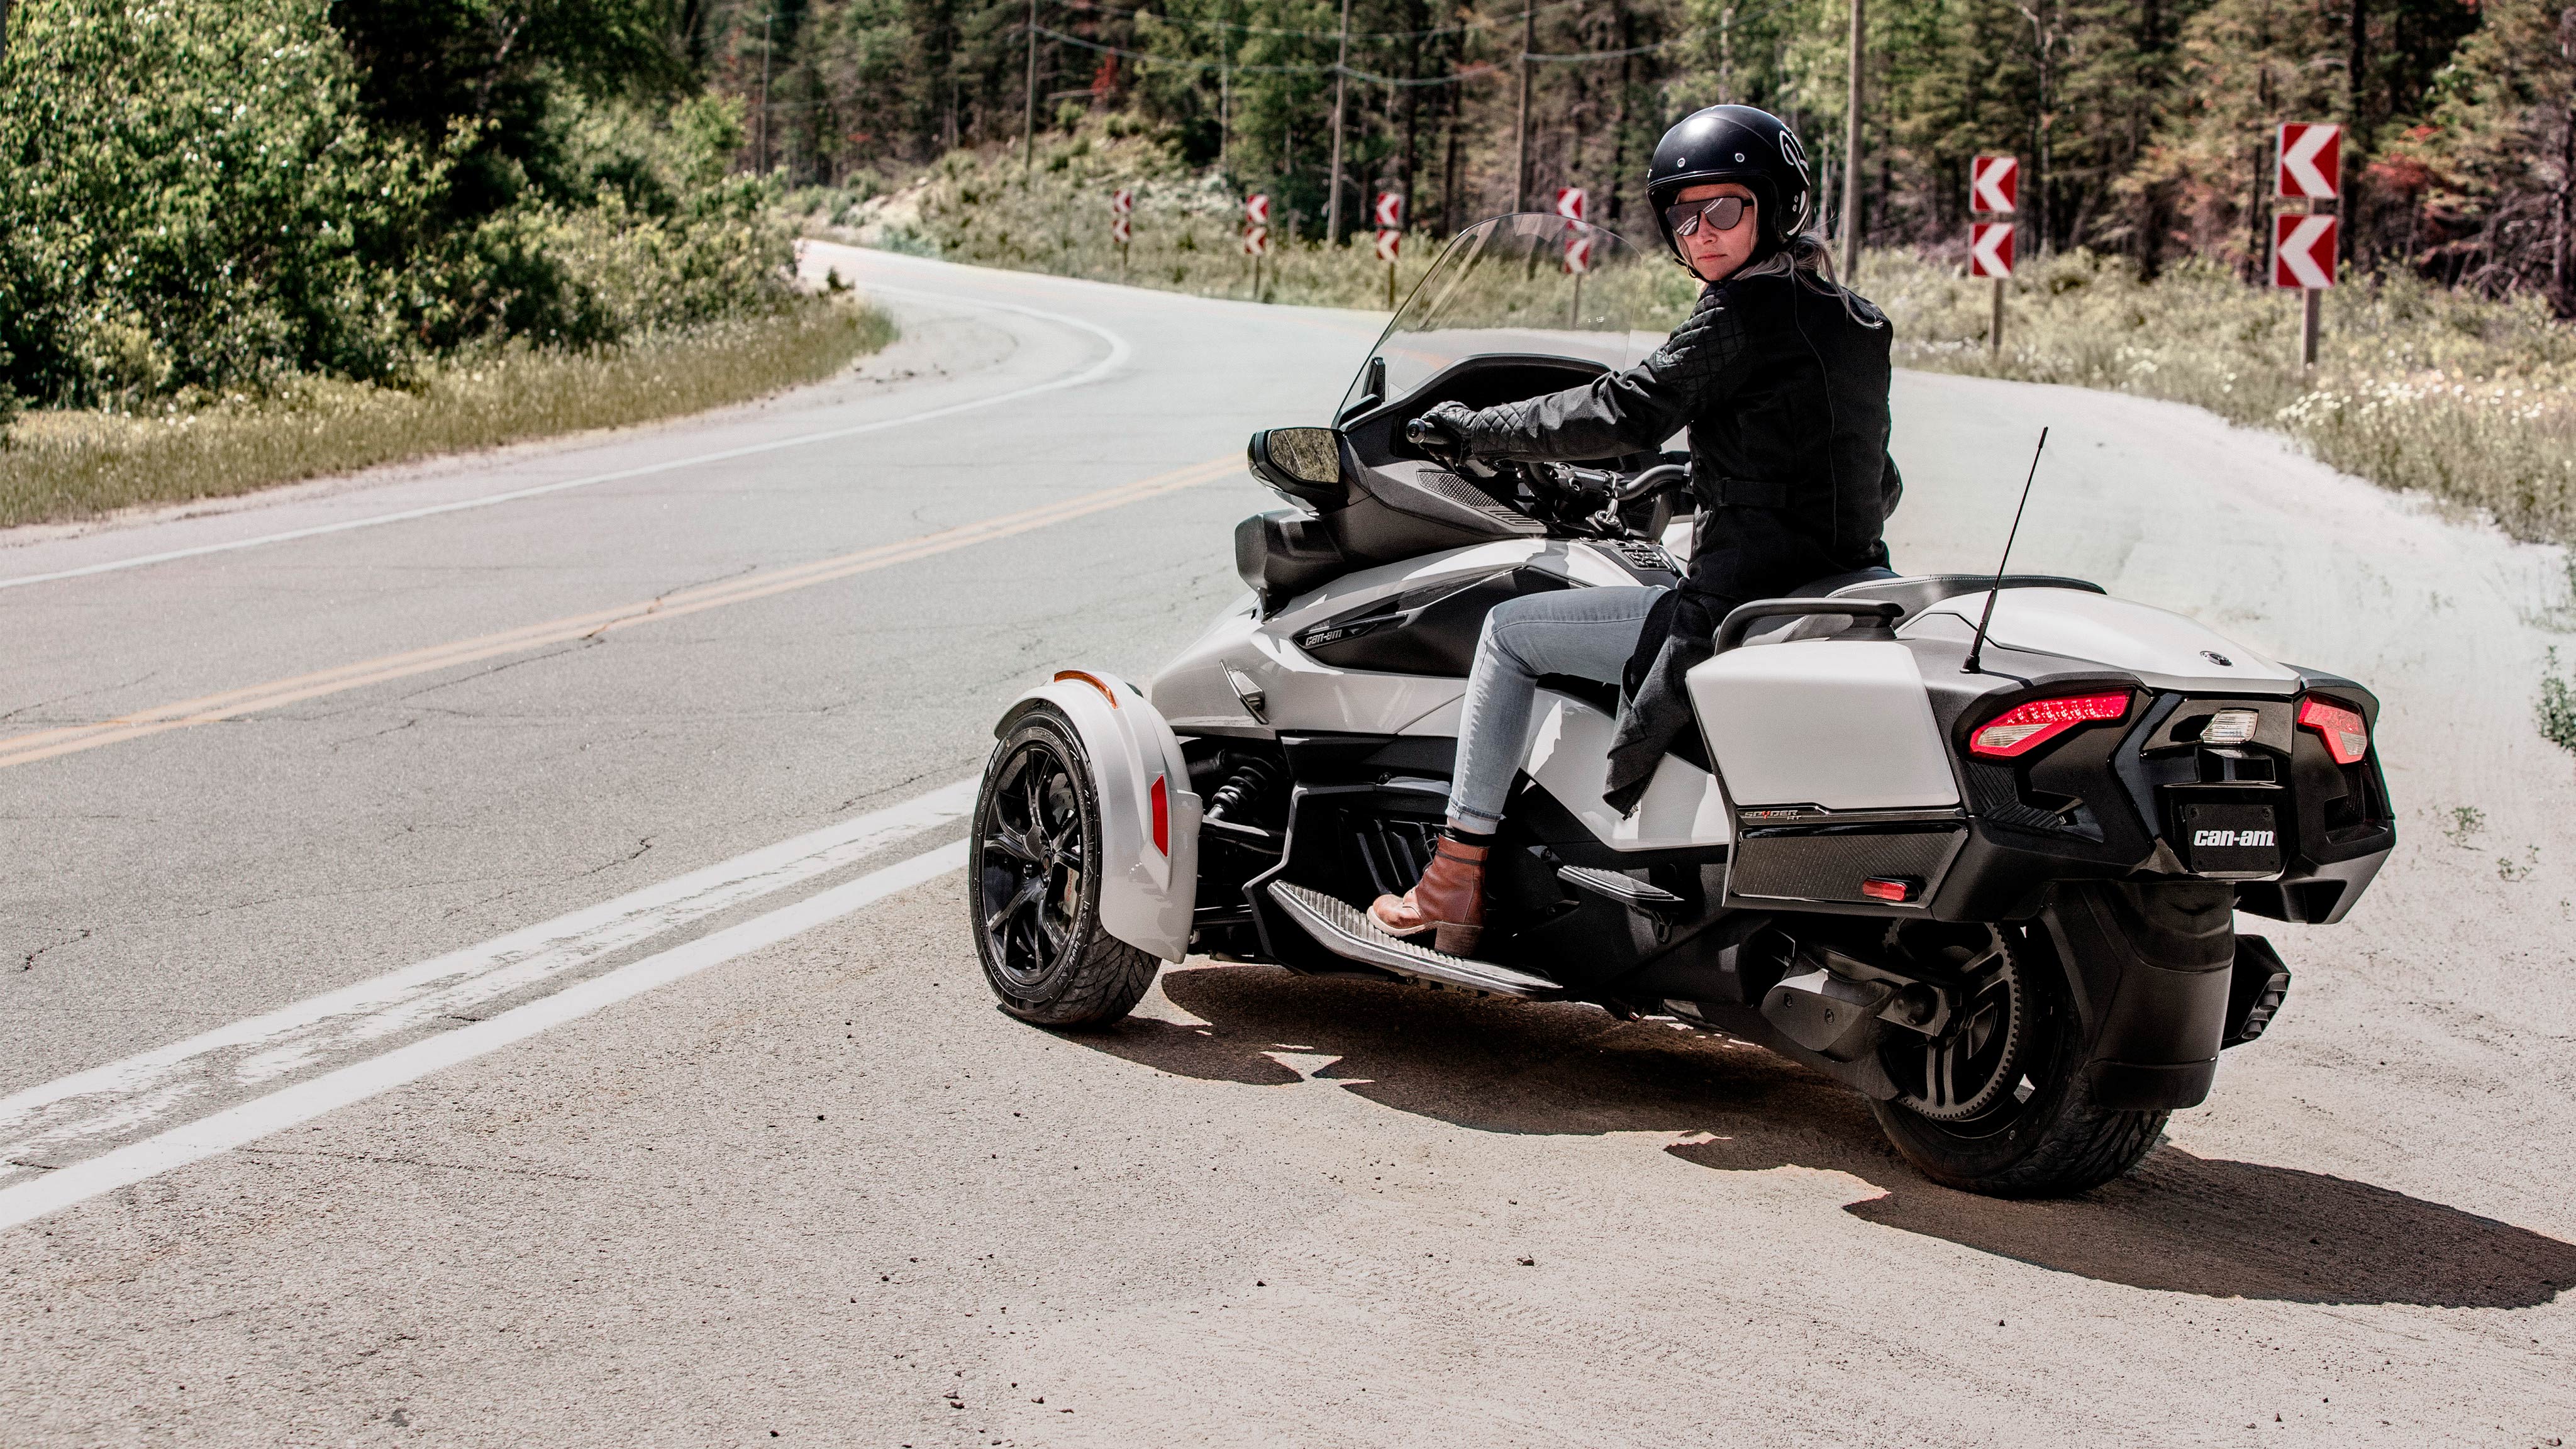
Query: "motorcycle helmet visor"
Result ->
[[1662, 194, 1752, 240]]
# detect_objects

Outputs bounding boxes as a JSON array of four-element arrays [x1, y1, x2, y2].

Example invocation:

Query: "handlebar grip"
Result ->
[[1713, 599, 1903, 654]]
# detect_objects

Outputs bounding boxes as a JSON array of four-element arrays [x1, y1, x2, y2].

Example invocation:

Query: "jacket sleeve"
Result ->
[[1453, 286, 1755, 462]]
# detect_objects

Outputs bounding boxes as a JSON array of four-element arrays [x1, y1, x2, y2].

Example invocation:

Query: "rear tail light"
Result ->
[[1149, 775, 1170, 856], [1968, 691, 2131, 758], [2297, 697, 2369, 765]]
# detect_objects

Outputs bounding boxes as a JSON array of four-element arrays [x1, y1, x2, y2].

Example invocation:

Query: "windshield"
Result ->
[[1337, 213, 1696, 422]]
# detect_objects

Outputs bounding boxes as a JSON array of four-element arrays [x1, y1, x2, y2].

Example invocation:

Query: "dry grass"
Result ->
[[0, 298, 894, 530], [1866, 250, 2576, 547]]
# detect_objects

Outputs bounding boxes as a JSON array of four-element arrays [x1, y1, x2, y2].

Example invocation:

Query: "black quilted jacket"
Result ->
[[1451, 261, 1902, 812]]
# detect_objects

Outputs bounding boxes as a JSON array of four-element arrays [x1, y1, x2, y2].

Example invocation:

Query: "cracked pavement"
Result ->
[[0, 247, 2571, 1446]]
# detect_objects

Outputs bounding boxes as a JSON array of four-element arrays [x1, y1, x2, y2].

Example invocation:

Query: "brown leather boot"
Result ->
[[1367, 836, 1488, 957]]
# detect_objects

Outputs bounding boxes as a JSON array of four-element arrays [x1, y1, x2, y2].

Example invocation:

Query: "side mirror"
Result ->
[[1246, 427, 1347, 509]]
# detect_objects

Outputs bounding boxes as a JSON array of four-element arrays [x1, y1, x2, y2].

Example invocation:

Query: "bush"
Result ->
[[0, 0, 797, 411]]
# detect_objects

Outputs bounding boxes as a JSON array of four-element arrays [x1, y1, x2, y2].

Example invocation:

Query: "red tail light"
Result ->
[[1149, 774, 1170, 856], [1968, 692, 2131, 758], [2297, 697, 2369, 765]]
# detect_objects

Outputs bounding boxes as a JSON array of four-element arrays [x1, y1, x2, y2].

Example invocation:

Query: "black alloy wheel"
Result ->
[[978, 735, 1087, 992], [968, 708, 1159, 1027]]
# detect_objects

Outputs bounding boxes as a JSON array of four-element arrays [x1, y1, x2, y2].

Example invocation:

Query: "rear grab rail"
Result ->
[[1714, 599, 1904, 654]]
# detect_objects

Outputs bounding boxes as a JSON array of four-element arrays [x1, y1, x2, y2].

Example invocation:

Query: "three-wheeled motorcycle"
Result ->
[[964, 214, 2394, 1196]]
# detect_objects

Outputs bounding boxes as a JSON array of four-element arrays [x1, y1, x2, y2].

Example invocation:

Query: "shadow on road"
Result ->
[[1074, 963, 2576, 1309]]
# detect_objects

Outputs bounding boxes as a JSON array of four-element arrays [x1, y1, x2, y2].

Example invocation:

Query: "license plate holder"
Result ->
[[2176, 801, 2282, 877]]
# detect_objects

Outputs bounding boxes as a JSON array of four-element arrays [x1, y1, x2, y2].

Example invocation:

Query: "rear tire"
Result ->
[[1868, 923, 2166, 1197], [969, 708, 1159, 1028]]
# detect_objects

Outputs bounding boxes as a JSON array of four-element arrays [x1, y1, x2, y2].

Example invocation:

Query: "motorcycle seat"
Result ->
[[1755, 571, 2104, 644]]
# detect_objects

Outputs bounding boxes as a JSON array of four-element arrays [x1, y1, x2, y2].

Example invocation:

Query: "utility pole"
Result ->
[[1326, 0, 1352, 242], [1840, 0, 1863, 279], [757, 6, 774, 174], [1023, 0, 1039, 171], [2344, 0, 2368, 267], [1513, 6, 1535, 211]]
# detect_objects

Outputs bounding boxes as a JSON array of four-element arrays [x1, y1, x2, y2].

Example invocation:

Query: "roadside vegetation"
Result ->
[[0, 304, 890, 530], [0, 0, 892, 528], [805, 133, 2576, 552]]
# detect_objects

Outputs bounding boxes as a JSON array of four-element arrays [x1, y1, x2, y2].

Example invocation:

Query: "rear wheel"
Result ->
[[969, 709, 1158, 1027], [1867, 922, 2166, 1197]]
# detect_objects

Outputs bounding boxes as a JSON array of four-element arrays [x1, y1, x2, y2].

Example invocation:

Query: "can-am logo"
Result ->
[[2194, 828, 2276, 848]]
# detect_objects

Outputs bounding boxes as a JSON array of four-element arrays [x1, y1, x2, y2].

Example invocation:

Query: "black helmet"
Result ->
[[1647, 104, 1815, 259]]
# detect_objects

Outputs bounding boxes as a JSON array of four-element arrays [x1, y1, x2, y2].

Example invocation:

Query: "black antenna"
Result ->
[[1964, 427, 2049, 676]]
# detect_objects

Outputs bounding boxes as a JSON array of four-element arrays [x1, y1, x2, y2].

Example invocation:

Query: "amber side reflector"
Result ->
[[1053, 670, 1119, 708]]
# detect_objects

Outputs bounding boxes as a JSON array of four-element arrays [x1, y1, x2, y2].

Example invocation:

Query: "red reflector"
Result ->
[[1861, 877, 1914, 902], [2297, 696, 2369, 765], [1149, 774, 1170, 856], [1968, 691, 2131, 758]]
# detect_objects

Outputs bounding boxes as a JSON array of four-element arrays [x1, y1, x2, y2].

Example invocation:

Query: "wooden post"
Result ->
[[2301, 285, 2321, 370], [1989, 277, 2005, 354]]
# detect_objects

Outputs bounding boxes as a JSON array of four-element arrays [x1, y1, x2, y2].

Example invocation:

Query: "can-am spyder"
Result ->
[[966, 213, 2396, 1197]]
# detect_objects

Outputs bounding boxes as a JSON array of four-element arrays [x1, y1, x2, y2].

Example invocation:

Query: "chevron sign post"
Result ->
[[2275, 123, 2341, 199], [2272, 123, 2341, 368], [1372, 192, 1402, 306], [1243, 194, 1270, 301], [1970, 219, 2014, 353], [1968, 157, 2018, 353], [1970, 155, 2018, 214]]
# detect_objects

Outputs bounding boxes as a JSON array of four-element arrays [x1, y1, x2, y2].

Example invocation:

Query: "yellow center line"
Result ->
[[0, 453, 1242, 772]]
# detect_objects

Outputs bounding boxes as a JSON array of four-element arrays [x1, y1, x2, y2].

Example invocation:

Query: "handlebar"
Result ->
[[1615, 463, 1690, 502]]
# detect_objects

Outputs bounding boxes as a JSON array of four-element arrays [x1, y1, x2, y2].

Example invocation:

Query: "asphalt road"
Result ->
[[1, 242, 2571, 1446]]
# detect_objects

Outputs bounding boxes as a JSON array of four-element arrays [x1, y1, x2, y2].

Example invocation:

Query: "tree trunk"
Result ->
[[2345, 0, 2369, 267], [2558, 10, 2575, 313]]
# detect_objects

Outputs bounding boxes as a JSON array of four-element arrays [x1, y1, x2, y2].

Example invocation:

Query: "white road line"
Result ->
[[0, 838, 969, 1233], [0, 290, 1130, 593], [0, 779, 977, 1178]]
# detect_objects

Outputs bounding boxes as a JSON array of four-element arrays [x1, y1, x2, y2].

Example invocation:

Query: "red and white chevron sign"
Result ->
[[1111, 187, 1133, 216], [1970, 155, 2018, 214], [2272, 213, 2338, 289], [1243, 193, 1270, 226], [1242, 225, 1270, 257], [1555, 187, 1587, 223], [1969, 221, 2015, 278], [2275, 123, 2341, 200], [1563, 232, 1594, 274], [1373, 229, 1399, 263], [1372, 191, 1403, 230], [1110, 214, 1130, 245]]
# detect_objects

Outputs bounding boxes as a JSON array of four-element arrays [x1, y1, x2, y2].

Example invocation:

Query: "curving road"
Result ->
[[0, 241, 2570, 1445]]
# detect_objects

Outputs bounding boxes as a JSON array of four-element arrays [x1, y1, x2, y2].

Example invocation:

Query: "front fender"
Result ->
[[994, 670, 1201, 962]]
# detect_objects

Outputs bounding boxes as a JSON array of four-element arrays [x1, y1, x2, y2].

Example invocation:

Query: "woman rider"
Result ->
[[1368, 103, 1903, 957]]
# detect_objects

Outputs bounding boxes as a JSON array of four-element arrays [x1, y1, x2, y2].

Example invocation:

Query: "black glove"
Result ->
[[1404, 401, 1480, 467]]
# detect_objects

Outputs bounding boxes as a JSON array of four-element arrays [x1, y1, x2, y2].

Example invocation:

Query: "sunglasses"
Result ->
[[1664, 195, 1752, 238]]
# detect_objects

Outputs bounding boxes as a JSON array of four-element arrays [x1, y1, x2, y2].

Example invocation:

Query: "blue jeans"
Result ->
[[1448, 585, 1667, 829]]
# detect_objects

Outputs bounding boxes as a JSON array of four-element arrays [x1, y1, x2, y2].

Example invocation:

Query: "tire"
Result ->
[[1867, 922, 2167, 1197], [968, 707, 1160, 1028]]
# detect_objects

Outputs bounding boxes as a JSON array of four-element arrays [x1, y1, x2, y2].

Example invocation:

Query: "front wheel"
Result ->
[[1867, 923, 2166, 1197], [968, 708, 1159, 1027]]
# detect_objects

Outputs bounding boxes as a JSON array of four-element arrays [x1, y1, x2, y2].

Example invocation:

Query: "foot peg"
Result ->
[[1267, 882, 1561, 999]]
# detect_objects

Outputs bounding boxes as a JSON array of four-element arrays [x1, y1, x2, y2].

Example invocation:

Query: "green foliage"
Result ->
[[2542, 649, 2576, 756], [0, 0, 796, 412]]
